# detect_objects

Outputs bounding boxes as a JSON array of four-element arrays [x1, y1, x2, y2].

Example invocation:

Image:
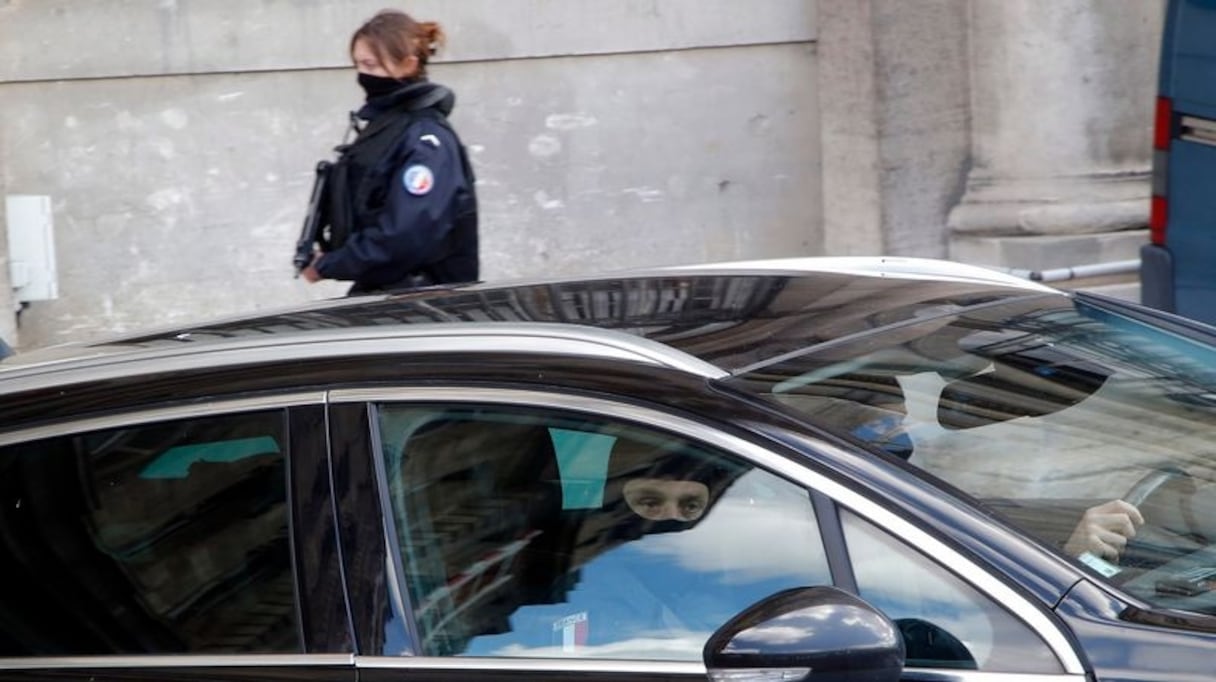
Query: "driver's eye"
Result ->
[[678, 496, 705, 518]]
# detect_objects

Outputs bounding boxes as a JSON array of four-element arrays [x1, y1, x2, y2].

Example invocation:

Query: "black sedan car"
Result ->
[[2, 257, 1216, 682]]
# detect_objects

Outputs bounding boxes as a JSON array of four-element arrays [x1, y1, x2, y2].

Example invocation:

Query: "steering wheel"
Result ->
[[1119, 466, 1204, 570], [1123, 466, 1191, 508]]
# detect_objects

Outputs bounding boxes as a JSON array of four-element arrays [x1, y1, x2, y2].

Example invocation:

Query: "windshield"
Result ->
[[729, 295, 1216, 614]]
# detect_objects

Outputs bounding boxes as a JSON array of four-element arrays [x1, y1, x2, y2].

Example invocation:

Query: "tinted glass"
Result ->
[[732, 295, 1216, 615], [376, 404, 831, 659], [841, 510, 1062, 672], [0, 411, 299, 655]]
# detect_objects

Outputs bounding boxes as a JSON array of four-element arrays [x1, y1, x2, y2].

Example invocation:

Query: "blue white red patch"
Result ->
[[402, 165, 434, 195]]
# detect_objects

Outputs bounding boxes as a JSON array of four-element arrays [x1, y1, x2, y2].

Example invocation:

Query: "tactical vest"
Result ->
[[319, 103, 478, 284]]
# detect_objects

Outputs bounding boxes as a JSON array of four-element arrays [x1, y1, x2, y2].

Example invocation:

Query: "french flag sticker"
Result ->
[[554, 612, 589, 652]]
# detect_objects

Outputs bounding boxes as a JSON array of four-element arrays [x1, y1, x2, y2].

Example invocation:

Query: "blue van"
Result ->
[[1141, 0, 1216, 324]]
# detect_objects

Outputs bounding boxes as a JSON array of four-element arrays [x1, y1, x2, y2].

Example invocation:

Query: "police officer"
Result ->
[[302, 10, 478, 294]]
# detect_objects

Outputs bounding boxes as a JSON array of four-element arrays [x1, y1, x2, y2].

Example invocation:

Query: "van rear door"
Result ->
[[1142, 0, 1216, 325]]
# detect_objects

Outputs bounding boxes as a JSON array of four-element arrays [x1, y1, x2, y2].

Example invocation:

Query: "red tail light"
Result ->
[[1150, 97, 1172, 245], [1154, 96, 1173, 150], [1150, 195, 1168, 245]]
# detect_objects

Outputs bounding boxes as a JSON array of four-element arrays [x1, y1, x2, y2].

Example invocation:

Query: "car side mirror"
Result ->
[[703, 586, 904, 682]]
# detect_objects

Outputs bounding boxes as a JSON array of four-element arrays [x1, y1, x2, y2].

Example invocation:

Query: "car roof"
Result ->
[[0, 257, 1060, 388]]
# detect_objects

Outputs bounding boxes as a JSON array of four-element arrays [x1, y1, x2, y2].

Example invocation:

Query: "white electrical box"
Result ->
[[5, 195, 59, 302]]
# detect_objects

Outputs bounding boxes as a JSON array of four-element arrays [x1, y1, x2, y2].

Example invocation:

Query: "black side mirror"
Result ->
[[703, 586, 904, 682]]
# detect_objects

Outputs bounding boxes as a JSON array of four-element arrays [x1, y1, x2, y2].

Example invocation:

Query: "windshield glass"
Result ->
[[729, 295, 1216, 614]]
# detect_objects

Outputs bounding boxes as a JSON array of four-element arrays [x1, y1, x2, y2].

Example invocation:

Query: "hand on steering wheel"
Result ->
[[1067, 467, 1197, 563], [1063, 499, 1144, 561]]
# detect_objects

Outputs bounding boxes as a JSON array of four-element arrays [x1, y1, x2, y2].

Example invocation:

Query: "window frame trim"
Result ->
[[0, 392, 326, 447], [365, 402, 426, 653], [0, 654, 355, 671]]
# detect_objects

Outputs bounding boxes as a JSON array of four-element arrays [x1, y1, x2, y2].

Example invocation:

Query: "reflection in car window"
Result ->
[[376, 405, 831, 659], [841, 510, 1062, 673], [0, 410, 298, 655], [731, 296, 1216, 615]]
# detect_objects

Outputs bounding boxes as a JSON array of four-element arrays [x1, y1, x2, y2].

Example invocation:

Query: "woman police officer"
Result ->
[[302, 10, 478, 294]]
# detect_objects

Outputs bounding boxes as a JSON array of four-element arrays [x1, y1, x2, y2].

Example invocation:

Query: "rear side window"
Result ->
[[0, 410, 299, 656]]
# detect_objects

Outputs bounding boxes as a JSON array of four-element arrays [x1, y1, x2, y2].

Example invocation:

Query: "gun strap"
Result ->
[[336, 85, 451, 153]]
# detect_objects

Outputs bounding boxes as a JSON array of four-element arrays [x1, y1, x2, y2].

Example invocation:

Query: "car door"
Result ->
[[0, 401, 355, 682], [329, 387, 1086, 682]]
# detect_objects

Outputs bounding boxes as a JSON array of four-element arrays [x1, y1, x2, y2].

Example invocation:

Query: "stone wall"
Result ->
[[0, 1, 1167, 351], [0, 0, 819, 349]]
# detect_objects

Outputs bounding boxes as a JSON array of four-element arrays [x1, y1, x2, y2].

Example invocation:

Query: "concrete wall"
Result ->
[[0, 0, 820, 349], [818, 0, 971, 257]]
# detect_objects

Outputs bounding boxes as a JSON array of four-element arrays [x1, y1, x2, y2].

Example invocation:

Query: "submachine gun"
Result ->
[[293, 160, 333, 276]]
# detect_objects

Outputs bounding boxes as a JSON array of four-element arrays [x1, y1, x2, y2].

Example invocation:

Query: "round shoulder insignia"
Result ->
[[402, 165, 435, 196]]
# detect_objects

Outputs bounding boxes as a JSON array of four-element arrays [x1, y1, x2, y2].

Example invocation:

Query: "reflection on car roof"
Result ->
[[0, 258, 1062, 377]]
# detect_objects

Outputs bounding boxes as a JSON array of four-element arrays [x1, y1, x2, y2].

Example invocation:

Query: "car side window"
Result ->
[[839, 509, 1063, 673], [375, 404, 832, 659], [0, 410, 299, 656]]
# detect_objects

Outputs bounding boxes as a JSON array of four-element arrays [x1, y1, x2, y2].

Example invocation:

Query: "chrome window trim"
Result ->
[[0, 392, 325, 447], [0, 323, 727, 394], [900, 673, 1078, 682], [336, 386, 1085, 676], [0, 655, 1077, 680], [356, 656, 1078, 681], [356, 655, 704, 674], [0, 654, 354, 670]]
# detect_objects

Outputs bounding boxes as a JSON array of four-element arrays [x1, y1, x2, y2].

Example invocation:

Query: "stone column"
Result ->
[[818, 0, 971, 258], [948, 0, 1164, 270], [817, 0, 885, 256], [0, 136, 17, 350]]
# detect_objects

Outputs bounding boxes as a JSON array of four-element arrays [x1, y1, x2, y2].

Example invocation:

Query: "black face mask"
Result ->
[[641, 518, 698, 535], [358, 72, 405, 100]]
